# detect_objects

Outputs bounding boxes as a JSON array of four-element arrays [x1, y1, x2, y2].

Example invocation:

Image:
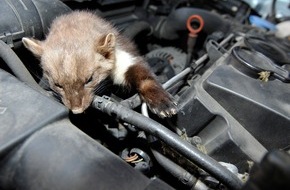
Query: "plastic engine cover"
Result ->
[[0, 69, 173, 190], [173, 41, 290, 171]]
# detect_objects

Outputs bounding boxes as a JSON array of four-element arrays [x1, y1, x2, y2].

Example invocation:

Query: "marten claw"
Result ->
[[138, 81, 178, 118], [147, 99, 178, 118]]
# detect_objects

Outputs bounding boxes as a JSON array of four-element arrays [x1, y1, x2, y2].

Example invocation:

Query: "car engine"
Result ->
[[0, 0, 290, 189]]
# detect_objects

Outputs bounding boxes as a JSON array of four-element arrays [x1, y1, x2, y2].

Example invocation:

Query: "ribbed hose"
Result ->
[[92, 96, 243, 190], [122, 21, 152, 40]]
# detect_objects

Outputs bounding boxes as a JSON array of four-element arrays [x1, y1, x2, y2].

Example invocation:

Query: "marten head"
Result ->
[[22, 33, 116, 114]]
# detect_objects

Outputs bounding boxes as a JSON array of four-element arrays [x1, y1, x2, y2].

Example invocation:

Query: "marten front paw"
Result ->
[[148, 98, 178, 118], [141, 89, 178, 118]]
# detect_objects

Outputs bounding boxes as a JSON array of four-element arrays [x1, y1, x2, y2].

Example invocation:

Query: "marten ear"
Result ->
[[22, 37, 44, 57], [95, 33, 116, 60]]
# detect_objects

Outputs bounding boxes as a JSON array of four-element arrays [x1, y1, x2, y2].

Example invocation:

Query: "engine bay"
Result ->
[[0, 0, 290, 189]]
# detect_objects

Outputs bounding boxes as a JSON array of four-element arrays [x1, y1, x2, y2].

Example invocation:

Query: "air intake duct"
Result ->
[[0, 0, 71, 48]]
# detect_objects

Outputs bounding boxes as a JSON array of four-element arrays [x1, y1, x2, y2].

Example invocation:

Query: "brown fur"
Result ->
[[22, 11, 177, 117], [125, 63, 177, 117]]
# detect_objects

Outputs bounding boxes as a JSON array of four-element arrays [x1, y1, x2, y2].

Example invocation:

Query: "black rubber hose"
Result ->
[[122, 21, 152, 40], [92, 96, 244, 190], [151, 148, 198, 188], [0, 40, 44, 92], [154, 7, 230, 40]]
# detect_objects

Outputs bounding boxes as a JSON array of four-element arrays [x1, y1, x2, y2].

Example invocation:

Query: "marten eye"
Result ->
[[54, 83, 63, 89], [85, 75, 93, 85]]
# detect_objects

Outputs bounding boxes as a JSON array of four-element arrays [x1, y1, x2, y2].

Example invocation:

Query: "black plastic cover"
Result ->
[[0, 69, 173, 190]]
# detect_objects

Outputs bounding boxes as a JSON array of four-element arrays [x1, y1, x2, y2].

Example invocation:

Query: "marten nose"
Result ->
[[68, 95, 85, 114], [66, 92, 91, 114], [71, 107, 84, 114]]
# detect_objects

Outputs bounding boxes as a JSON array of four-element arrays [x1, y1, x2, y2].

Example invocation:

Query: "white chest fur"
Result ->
[[112, 49, 136, 85]]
